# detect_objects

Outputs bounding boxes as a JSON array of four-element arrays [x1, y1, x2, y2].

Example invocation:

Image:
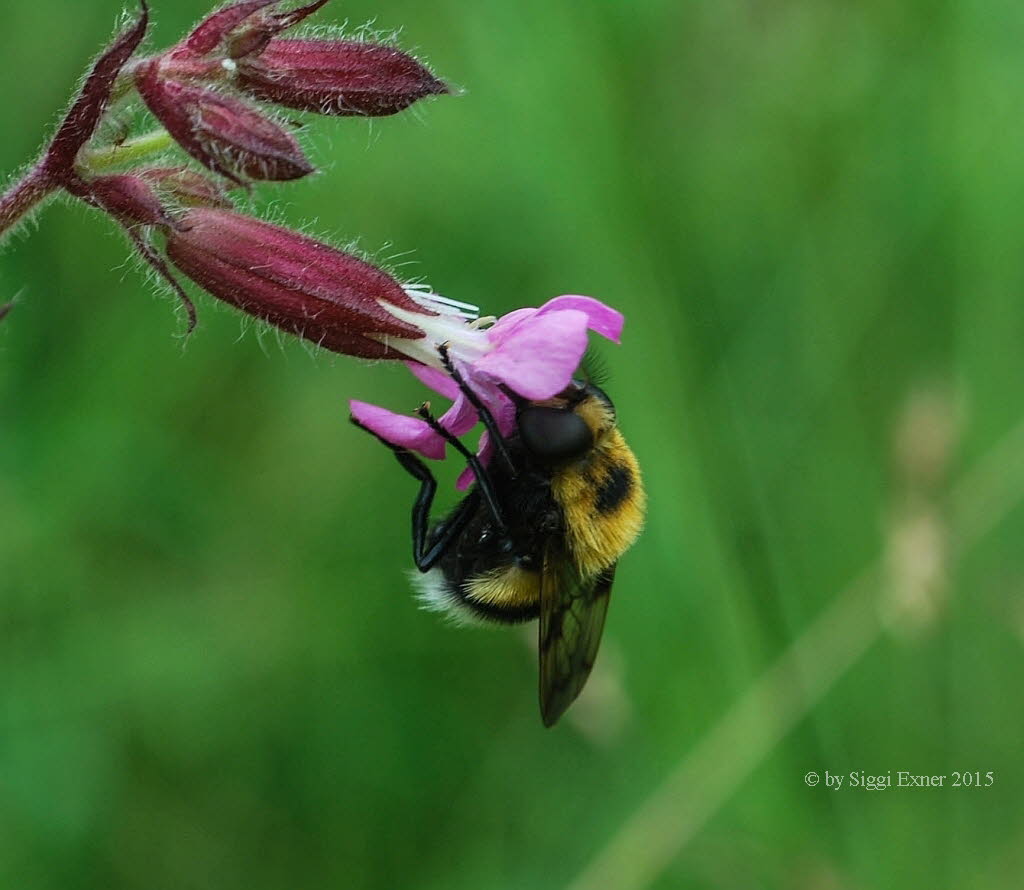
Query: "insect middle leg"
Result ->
[[350, 417, 479, 571], [414, 404, 507, 532]]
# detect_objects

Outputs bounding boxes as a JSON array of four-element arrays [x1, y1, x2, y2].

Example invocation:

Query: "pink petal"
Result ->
[[485, 295, 623, 348], [536, 295, 623, 343], [474, 309, 590, 400], [452, 390, 513, 491], [438, 393, 478, 437], [349, 399, 446, 460], [455, 463, 475, 490], [455, 425, 498, 491], [405, 361, 460, 400], [406, 358, 479, 436], [486, 307, 538, 345], [492, 390, 519, 437]]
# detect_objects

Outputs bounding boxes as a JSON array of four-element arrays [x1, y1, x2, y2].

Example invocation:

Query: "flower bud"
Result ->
[[82, 174, 181, 228], [135, 62, 314, 183], [164, 208, 438, 358], [237, 39, 449, 117], [175, 0, 280, 58], [171, 0, 329, 62], [226, 0, 331, 59], [138, 167, 234, 209]]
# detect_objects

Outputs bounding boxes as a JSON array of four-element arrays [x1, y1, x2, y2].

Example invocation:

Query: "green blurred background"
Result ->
[[2, 0, 1024, 887]]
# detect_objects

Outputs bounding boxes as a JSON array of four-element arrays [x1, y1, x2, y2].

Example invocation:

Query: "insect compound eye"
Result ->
[[518, 406, 593, 463]]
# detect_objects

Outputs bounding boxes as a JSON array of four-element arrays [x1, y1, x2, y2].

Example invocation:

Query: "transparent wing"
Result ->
[[538, 541, 616, 727]]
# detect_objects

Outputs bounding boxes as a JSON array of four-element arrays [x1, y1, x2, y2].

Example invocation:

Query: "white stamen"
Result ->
[[420, 293, 480, 313], [221, 58, 238, 73], [403, 285, 480, 320], [375, 296, 491, 368]]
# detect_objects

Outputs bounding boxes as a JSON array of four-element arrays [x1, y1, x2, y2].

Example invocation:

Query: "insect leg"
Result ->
[[414, 404, 508, 533], [437, 343, 516, 475], [350, 416, 475, 571]]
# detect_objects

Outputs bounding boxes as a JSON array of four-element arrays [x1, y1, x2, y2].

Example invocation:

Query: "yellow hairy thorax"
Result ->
[[551, 426, 646, 578]]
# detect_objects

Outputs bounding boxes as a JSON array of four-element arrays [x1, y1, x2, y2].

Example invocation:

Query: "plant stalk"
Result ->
[[84, 129, 176, 172], [0, 166, 57, 242]]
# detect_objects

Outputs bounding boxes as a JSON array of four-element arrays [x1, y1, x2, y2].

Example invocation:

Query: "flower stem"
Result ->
[[84, 129, 176, 173], [0, 166, 57, 243]]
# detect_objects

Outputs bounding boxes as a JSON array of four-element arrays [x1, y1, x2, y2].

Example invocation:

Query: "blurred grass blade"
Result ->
[[569, 412, 1024, 890]]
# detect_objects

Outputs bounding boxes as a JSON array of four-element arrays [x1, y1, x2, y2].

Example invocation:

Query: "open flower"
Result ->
[[157, 206, 623, 486], [350, 295, 624, 488], [155, 206, 620, 473]]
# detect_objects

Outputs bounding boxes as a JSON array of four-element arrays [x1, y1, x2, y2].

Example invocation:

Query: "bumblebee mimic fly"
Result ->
[[351, 347, 645, 727]]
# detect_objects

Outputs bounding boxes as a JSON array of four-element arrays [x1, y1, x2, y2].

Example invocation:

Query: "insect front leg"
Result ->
[[350, 417, 476, 572], [437, 343, 516, 476]]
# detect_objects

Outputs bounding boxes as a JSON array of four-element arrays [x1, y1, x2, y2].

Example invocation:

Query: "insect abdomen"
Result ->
[[413, 563, 541, 625]]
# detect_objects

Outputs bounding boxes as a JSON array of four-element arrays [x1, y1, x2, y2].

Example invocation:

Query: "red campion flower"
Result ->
[[156, 207, 624, 487]]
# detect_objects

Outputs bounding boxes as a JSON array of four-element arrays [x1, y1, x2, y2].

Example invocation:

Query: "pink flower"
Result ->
[[350, 295, 623, 488], [157, 207, 624, 482]]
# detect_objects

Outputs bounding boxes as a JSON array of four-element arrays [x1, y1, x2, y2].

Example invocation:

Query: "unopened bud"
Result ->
[[164, 208, 437, 358], [136, 62, 314, 183], [172, 0, 330, 62], [139, 167, 234, 208], [237, 39, 449, 117], [226, 0, 331, 59], [83, 174, 181, 228], [175, 0, 280, 58]]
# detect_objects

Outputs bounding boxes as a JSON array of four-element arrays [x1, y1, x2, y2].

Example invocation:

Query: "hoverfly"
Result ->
[[352, 346, 645, 726]]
